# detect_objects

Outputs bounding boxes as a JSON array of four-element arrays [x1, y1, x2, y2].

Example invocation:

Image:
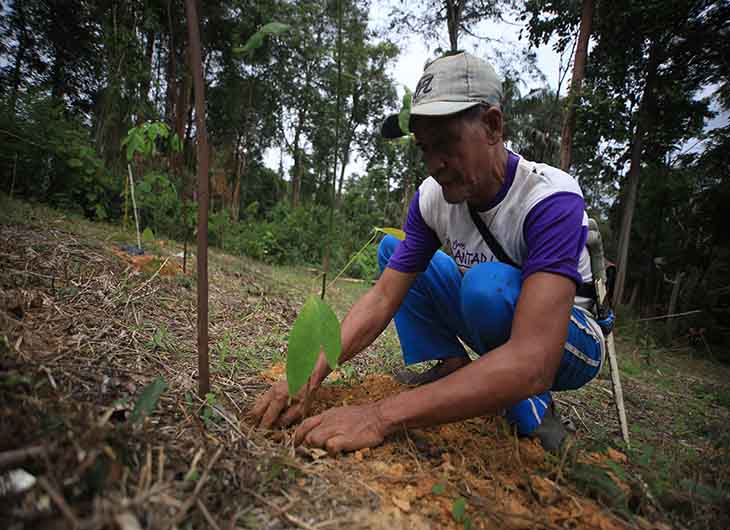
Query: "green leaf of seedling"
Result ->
[[398, 87, 413, 135], [451, 497, 466, 523], [287, 295, 341, 397], [260, 22, 291, 35], [130, 376, 167, 425], [374, 227, 406, 240], [431, 483, 446, 495], [463, 516, 472, 530]]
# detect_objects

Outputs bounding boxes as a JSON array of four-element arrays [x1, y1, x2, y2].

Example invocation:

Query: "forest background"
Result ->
[[1, 0, 728, 356]]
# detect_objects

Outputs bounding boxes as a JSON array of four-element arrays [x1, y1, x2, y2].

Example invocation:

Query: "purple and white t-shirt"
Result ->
[[388, 151, 594, 307]]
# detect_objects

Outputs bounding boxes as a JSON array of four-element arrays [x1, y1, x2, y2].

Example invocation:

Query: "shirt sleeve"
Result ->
[[387, 190, 442, 273], [522, 192, 587, 286]]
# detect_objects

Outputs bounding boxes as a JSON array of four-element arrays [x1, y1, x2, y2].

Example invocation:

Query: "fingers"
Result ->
[[325, 435, 347, 456], [294, 414, 323, 446], [259, 395, 287, 429], [249, 391, 270, 420], [276, 403, 303, 428]]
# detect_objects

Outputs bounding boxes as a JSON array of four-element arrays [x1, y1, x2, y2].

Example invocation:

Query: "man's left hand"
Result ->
[[294, 403, 388, 455]]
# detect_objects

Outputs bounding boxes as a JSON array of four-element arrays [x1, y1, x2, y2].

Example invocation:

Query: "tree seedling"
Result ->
[[129, 376, 167, 425], [120, 122, 181, 251], [285, 227, 405, 399]]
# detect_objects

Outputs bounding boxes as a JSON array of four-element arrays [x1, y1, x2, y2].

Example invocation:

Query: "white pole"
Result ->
[[127, 163, 142, 251]]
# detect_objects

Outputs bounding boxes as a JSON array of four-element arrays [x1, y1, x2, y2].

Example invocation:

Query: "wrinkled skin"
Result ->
[[294, 402, 388, 455], [250, 379, 311, 429]]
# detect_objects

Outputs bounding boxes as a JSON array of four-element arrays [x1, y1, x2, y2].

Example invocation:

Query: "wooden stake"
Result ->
[[9, 152, 17, 198], [666, 271, 684, 339], [185, 0, 210, 398]]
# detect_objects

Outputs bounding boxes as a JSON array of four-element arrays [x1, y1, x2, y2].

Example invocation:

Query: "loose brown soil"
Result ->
[[1, 200, 725, 529]]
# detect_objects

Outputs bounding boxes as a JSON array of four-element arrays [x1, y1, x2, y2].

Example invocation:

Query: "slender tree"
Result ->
[[558, 0, 592, 172]]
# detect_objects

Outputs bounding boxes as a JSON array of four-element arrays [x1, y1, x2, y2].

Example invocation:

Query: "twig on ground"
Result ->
[[38, 476, 80, 527], [196, 499, 222, 530], [0, 444, 51, 470], [571, 405, 589, 433], [168, 446, 223, 530], [243, 487, 318, 530]]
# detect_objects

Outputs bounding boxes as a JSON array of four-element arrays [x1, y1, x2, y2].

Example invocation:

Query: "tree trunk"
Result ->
[[445, 0, 459, 52], [290, 105, 307, 208], [140, 29, 156, 117], [613, 46, 660, 306], [628, 283, 639, 309], [8, 12, 28, 119], [559, 0, 593, 172]]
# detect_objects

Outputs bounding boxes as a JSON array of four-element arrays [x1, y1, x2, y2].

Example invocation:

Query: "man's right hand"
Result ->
[[249, 379, 313, 429]]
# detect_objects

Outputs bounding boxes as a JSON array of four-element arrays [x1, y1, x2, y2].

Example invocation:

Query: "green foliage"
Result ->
[[142, 227, 155, 243], [147, 325, 175, 353], [236, 21, 292, 55], [348, 243, 379, 282], [398, 87, 413, 136], [200, 392, 220, 429], [431, 482, 446, 495], [121, 122, 180, 162], [451, 497, 471, 529], [129, 376, 167, 425], [134, 172, 182, 239], [286, 295, 341, 397]]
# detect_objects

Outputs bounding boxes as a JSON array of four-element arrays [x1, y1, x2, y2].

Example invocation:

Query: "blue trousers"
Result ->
[[378, 235, 604, 435]]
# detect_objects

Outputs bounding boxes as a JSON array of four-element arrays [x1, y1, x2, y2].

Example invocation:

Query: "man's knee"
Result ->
[[377, 234, 400, 271], [460, 262, 522, 315]]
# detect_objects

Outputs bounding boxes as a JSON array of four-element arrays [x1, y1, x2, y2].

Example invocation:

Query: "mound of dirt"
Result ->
[[261, 364, 642, 530]]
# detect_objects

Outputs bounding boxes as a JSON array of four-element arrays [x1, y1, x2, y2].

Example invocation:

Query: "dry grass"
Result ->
[[1, 196, 727, 529]]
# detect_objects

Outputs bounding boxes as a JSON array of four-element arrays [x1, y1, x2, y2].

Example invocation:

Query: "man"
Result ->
[[251, 52, 605, 454]]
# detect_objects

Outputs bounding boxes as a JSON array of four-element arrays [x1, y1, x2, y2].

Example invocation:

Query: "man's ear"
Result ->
[[481, 106, 504, 145]]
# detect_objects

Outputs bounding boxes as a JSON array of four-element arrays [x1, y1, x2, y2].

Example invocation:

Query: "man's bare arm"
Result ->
[[251, 266, 416, 428], [376, 271, 573, 431], [295, 271, 576, 452]]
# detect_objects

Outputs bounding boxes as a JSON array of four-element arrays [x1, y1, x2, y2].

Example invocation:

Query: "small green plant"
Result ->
[[129, 376, 167, 425], [451, 497, 472, 530], [147, 325, 175, 353], [286, 228, 405, 398], [214, 333, 237, 373], [142, 227, 155, 243], [200, 392, 220, 429]]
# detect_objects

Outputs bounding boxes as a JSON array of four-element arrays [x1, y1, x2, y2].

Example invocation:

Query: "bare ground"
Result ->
[[1, 197, 728, 529]]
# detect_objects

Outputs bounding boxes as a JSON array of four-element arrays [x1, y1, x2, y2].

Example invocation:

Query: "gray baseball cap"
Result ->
[[381, 51, 502, 139]]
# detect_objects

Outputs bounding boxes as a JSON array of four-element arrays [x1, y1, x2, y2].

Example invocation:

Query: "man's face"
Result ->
[[412, 113, 489, 204]]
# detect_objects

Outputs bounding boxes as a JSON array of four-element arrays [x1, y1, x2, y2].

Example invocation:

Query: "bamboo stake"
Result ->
[[586, 219, 630, 446], [127, 163, 142, 250]]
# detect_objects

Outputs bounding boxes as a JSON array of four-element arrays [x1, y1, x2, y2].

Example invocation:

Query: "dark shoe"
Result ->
[[530, 406, 570, 453], [392, 357, 470, 386]]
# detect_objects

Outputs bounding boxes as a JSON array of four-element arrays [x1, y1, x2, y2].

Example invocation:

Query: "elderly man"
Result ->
[[251, 52, 605, 453]]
